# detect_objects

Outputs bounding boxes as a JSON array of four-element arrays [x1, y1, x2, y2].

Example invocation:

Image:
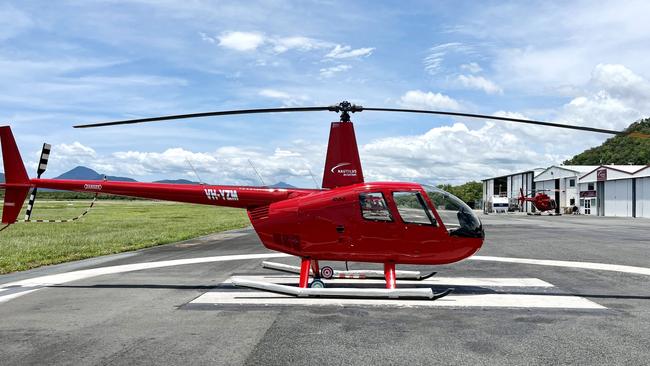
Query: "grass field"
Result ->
[[0, 200, 250, 274]]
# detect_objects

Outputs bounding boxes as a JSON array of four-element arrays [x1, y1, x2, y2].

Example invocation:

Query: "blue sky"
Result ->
[[2, 1, 650, 187]]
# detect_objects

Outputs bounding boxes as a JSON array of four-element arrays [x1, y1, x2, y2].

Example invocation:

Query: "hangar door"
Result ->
[[604, 179, 632, 217], [636, 177, 650, 218]]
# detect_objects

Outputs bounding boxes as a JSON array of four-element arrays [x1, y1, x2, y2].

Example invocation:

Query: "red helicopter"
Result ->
[[0, 102, 636, 300], [518, 188, 559, 215]]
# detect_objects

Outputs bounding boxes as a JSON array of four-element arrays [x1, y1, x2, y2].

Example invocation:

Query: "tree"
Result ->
[[436, 181, 483, 208], [564, 118, 650, 165]]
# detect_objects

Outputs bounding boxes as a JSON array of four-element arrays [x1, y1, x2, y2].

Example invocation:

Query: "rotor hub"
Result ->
[[328, 101, 363, 122]]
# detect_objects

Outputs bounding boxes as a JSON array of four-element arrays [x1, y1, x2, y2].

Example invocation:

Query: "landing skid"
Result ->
[[231, 276, 453, 300], [262, 261, 436, 280]]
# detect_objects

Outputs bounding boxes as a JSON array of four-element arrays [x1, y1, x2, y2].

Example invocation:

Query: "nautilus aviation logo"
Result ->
[[330, 162, 357, 177]]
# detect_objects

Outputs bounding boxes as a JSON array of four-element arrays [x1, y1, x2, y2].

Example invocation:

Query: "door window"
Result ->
[[392, 191, 436, 225], [359, 192, 393, 222]]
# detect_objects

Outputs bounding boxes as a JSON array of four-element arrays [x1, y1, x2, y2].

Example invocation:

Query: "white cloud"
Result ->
[[423, 43, 472, 75], [104, 142, 322, 186], [319, 64, 351, 78], [558, 64, 650, 131], [55, 142, 96, 159], [217, 31, 265, 51], [258, 88, 309, 106], [203, 31, 374, 64], [590, 63, 650, 101], [460, 62, 482, 73], [43, 142, 98, 173], [457, 74, 502, 94], [271, 36, 329, 53], [325, 45, 374, 59], [398, 90, 461, 110]]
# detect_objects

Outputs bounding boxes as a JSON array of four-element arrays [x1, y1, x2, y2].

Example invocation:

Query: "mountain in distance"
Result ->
[[153, 179, 200, 184], [564, 118, 650, 165], [54, 166, 137, 182], [0, 172, 4, 183], [268, 181, 297, 189]]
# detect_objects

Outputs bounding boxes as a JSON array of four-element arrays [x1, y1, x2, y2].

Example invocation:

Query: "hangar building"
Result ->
[[482, 165, 650, 218]]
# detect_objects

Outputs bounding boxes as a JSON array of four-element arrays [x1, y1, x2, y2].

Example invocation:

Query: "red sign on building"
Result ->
[[596, 169, 607, 181]]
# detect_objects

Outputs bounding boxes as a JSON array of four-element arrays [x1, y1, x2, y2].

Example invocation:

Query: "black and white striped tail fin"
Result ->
[[24, 143, 51, 222]]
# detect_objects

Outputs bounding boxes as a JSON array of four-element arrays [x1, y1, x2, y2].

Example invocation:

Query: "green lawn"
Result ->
[[0, 200, 250, 274]]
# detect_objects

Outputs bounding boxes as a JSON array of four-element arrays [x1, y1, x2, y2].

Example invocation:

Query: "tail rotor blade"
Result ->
[[24, 187, 38, 222], [37, 143, 51, 178], [25, 143, 50, 221]]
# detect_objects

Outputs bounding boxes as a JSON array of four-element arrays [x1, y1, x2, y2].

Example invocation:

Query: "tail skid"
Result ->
[[0, 126, 31, 224]]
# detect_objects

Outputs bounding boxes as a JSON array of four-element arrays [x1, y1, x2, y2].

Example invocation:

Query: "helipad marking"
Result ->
[[470, 256, 650, 276], [190, 290, 605, 310], [191, 275, 604, 310]]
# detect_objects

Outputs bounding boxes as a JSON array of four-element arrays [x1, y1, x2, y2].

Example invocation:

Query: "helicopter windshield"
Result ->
[[422, 185, 484, 238]]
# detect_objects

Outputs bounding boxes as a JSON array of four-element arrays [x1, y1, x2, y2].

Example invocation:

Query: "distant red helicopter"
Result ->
[[0, 102, 637, 300], [518, 188, 559, 215]]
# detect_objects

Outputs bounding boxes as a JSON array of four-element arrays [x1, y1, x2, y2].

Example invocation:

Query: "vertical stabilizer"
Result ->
[[321, 121, 364, 189], [0, 126, 30, 224], [1, 126, 29, 184]]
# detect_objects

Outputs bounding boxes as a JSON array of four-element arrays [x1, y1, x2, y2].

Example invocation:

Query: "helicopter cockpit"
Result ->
[[421, 185, 484, 238]]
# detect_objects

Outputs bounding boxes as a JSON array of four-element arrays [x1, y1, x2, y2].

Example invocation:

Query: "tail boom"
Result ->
[[30, 179, 316, 209]]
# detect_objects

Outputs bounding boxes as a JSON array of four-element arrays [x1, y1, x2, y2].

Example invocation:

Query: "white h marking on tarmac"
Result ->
[[191, 275, 606, 310]]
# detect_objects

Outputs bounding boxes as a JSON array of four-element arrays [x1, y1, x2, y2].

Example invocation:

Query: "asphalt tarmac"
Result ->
[[1, 214, 649, 365]]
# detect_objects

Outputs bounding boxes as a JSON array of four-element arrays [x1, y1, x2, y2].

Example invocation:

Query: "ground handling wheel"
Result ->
[[320, 266, 334, 279], [309, 279, 326, 288]]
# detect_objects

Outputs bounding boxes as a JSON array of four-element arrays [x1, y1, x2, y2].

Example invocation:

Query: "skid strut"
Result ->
[[262, 261, 436, 280], [384, 262, 396, 289], [231, 277, 453, 300], [299, 258, 311, 288]]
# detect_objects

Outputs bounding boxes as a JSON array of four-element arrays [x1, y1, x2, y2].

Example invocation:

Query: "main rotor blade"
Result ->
[[362, 107, 630, 136], [74, 106, 332, 128]]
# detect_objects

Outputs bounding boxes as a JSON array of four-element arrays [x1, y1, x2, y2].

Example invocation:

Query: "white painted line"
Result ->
[[223, 275, 554, 288], [0, 252, 290, 304], [2, 251, 648, 305], [190, 291, 606, 310], [470, 256, 650, 276]]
